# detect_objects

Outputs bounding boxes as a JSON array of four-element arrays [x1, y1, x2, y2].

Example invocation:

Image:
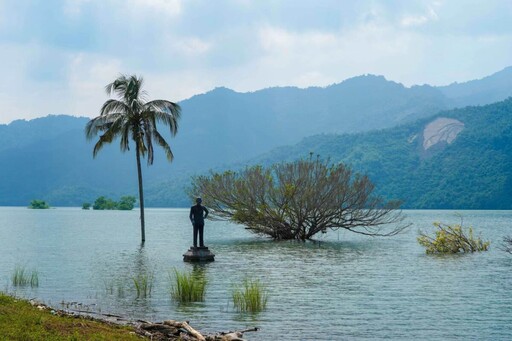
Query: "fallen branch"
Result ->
[[208, 327, 259, 341], [164, 320, 206, 341]]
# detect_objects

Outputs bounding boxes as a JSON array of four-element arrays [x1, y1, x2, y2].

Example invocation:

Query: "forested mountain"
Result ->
[[1, 67, 512, 207], [147, 66, 512, 171], [254, 98, 512, 209], [439, 66, 512, 107]]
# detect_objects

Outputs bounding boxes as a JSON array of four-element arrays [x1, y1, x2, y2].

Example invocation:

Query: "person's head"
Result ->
[[196, 197, 202, 204]]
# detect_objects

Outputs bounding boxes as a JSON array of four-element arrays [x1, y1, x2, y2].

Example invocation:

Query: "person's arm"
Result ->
[[203, 206, 209, 219], [189, 207, 194, 224]]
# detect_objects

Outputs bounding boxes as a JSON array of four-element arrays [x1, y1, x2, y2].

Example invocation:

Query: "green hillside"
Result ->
[[254, 98, 512, 209]]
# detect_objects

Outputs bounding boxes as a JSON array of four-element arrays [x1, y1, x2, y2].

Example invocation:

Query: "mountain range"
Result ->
[[1, 66, 512, 208], [253, 98, 512, 209]]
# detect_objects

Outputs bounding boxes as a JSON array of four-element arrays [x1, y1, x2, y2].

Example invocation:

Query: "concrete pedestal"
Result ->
[[183, 246, 215, 262]]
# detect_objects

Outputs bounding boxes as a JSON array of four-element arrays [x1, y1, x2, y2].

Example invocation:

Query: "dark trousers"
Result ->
[[193, 222, 204, 247]]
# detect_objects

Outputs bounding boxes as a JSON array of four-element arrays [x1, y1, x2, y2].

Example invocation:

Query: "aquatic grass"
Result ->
[[231, 277, 268, 313], [170, 268, 208, 303], [30, 271, 39, 288], [11, 266, 39, 288], [104, 279, 115, 295], [103, 278, 126, 297], [117, 281, 126, 298], [132, 272, 154, 298]]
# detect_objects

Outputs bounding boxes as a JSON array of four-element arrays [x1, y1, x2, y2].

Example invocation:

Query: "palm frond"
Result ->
[[120, 123, 131, 152], [145, 100, 181, 117], [105, 74, 128, 96], [85, 116, 112, 140], [100, 118, 126, 145], [144, 101, 181, 136], [131, 125, 148, 159], [125, 75, 144, 102], [100, 99, 130, 117], [152, 129, 174, 161], [93, 135, 112, 158], [140, 118, 154, 165], [85, 118, 101, 140]]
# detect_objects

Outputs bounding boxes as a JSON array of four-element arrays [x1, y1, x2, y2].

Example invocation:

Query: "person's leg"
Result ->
[[198, 222, 205, 247], [193, 224, 198, 248]]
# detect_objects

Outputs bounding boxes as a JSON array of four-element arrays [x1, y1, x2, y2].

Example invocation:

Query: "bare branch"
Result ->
[[190, 159, 407, 241]]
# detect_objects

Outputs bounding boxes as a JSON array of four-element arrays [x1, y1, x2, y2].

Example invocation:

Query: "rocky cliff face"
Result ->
[[422, 118, 465, 151]]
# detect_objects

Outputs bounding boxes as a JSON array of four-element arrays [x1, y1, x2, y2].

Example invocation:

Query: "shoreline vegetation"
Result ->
[[0, 293, 258, 340], [28, 200, 50, 209]]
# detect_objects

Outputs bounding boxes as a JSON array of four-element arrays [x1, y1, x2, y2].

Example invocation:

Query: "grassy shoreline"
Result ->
[[0, 293, 142, 340]]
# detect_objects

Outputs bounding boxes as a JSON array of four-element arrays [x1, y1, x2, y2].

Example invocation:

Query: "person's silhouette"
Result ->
[[189, 197, 209, 248]]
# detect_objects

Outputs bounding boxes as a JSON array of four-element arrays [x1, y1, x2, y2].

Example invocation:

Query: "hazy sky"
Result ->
[[1, 0, 512, 124]]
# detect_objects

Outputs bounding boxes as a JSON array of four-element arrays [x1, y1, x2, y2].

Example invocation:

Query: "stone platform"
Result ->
[[183, 246, 215, 262]]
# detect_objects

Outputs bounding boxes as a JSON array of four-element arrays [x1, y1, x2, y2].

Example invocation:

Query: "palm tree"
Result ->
[[85, 74, 181, 243]]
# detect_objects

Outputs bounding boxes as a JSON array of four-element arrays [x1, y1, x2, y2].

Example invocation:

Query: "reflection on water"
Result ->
[[0, 208, 512, 340]]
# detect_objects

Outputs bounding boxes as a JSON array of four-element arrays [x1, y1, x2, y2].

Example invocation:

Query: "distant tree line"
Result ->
[[82, 196, 137, 210], [28, 200, 50, 209]]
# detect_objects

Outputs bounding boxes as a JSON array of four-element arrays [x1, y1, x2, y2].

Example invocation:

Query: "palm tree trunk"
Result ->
[[135, 143, 146, 243]]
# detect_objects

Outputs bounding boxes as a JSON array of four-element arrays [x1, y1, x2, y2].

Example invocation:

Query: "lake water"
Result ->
[[0, 207, 511, 340]]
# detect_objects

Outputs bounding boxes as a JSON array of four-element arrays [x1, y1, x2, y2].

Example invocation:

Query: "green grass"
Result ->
[[132, 273, 154, 298], [231, 277, 268, 313], [0, 292, 141, 340], [170, 268, 208, 303], [12, 265, 39, 288]]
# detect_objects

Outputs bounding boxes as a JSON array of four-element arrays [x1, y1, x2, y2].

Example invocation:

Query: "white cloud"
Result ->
[[66, 54, 124, 117], [128, 0, 182, 17], [173, 37, 212, 57], [400, 5, 440, 27], [260, 26, 337, 51], [252, 23, 418, 90], [2, 0, 512, 124]]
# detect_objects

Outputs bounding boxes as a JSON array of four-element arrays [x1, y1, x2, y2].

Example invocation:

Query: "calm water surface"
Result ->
[[0, 208, 511, 340]]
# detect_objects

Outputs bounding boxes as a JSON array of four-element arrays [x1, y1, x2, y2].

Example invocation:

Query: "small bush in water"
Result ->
[[418, 221, 489, 254]]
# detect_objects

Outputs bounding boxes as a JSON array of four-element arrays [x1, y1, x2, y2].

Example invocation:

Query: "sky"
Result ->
[[0, 0, 512, 124]]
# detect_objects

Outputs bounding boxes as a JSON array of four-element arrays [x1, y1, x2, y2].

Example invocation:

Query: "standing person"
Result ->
[[189, 197, 209, 248]]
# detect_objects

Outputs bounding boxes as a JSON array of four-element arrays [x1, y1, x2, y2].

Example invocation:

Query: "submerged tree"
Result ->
[[190, 158, 407, 241], [86, 74, 181, 242]]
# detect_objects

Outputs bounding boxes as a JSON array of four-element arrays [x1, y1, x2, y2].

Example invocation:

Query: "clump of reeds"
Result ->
[[103, 278, 126, 298], [132, 272, 154, 298], [104, 279, 115, 295], [231, 277, 268, 313], [170, 268, 208, 303], [11, 265, 39, 288]]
